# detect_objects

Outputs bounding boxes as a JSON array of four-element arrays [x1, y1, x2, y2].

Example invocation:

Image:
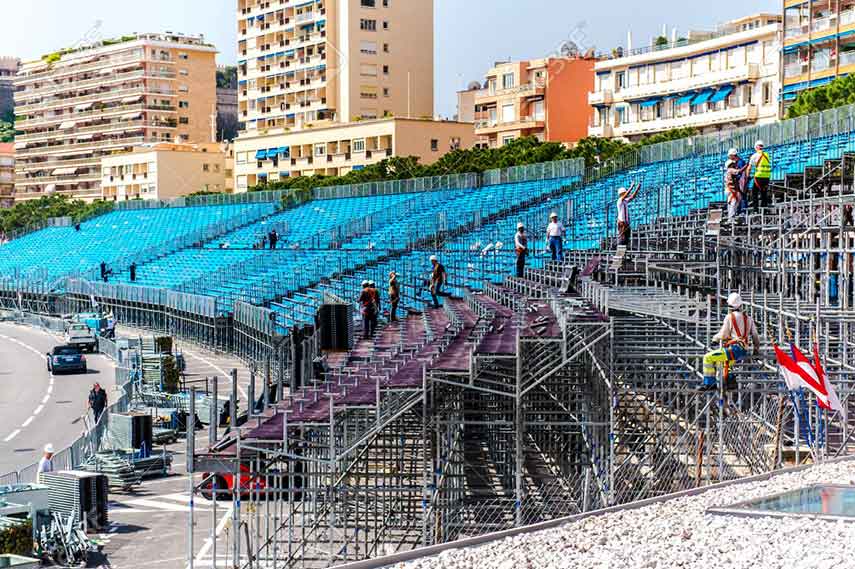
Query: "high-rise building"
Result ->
[[0, 57, 20, 119], [0, 143, 13, 209], [782, 1, 855, 112], [589, 14, 781, 141], [217, 65, 239, 141], [237, 0, 434, 133], [472, 57, 597, 148], [14, 33, 217, 202]]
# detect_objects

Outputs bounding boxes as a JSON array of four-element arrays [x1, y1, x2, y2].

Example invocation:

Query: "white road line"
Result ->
[[189, 504, 234, 569], [41, 394, 49, 404], [21, 417, 33, 428], [33, 405, 44, 415], [0, 332, 54, 442], [3, 429, 20, 442], [182, 349, 247, 399]]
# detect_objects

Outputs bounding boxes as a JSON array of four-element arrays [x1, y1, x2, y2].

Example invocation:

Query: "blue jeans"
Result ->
[[548, 236, 563, 262], [702, 343, 746, 386]]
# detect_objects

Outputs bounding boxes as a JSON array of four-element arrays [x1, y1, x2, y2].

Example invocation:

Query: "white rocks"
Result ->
[[395, 460, 855, 569]]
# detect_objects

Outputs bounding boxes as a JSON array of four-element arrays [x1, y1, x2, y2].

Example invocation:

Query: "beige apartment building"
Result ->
[[14, 33, 217, 202], [237, 0, 434, 132], [0, 143, 13, 208], [234, 117, 474, 190], [101, 142, 227, 201], [0, 57, 19, 119]]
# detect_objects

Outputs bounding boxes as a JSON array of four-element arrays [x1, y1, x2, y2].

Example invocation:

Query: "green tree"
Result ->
[[0, 195, 113, 235], [786, 73, 855, 119]]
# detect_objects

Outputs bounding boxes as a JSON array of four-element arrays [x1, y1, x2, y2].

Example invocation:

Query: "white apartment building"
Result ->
[[588, 14, 782, 141]]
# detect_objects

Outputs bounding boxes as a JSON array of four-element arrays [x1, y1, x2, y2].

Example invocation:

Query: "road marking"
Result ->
[[182, 349, 247, 399], [41, 394, 49, 404], [21, 417, 33, 428], [0, 332, 54, 442], [33, 405, 44, 415], [3, 429, 20, 442]]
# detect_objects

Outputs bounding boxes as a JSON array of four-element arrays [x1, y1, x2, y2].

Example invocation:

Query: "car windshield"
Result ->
[[68, 324, 89, 332], [53, 346, 81, 355]]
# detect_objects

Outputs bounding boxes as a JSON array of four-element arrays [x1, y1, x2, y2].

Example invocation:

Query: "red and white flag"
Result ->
[[774, 343, 846, 418]]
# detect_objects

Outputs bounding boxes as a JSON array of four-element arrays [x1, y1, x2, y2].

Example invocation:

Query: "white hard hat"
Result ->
[[429, 255, 437, 262], [727, 148, 738, 156], [517, 222, 524, 229], [727, 292, 743, 309], [618, 187, 628, 195], [368, 280, 375, 286], [361, 280, 369, 286], [550, 212, 558, 218], [755, 140, 764, 148], [44, 444, 54, 454]]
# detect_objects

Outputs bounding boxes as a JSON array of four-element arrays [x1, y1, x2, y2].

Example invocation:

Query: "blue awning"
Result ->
[[258, 172, 268, 178], [596, 70, 612, 77], [255, 150, 267, 160], [265, 149, 280, 159], [279, 172, 290, 178], [278, 146, 290, 157], [639, 98, 660, 108], [692, 90, 713, 105], [709, 85, 733, 103], [676, 93, 695, 105]]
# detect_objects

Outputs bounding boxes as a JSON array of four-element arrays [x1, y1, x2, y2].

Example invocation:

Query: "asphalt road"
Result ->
[[0, 321, 118, 476]]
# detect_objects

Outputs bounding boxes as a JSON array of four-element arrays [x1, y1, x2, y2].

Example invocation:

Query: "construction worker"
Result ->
[[724, 150, 748, 223], [514, 222, 528, 278], [700, 292, 761, 392], [358, 280, 378, 338], [37, 444, 54, 481], [545, 213, 564, 262], [388, 272, 400, 322], [748, 140, 772, 211], [429, 255, 447, 309], [616, 182, 641, 247]]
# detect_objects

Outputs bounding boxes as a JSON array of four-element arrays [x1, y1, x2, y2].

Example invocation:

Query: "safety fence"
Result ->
[[113, 188, 293, 210], [483, 158, 584, 186], [312, 172, 480, 200]]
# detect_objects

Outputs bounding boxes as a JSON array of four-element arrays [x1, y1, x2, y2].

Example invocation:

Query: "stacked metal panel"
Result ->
[[107, 412, 152, 451], [41, 471, 108, 531], [78, 453, 141, 490]]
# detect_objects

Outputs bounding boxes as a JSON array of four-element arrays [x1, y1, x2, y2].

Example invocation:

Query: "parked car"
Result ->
[[200, 463, 301, 501], [47, 345, 87, 374], [65, 323, 98, 353]]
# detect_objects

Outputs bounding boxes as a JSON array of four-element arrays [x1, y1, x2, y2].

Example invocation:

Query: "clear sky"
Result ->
[[0, 0, 780, 118]]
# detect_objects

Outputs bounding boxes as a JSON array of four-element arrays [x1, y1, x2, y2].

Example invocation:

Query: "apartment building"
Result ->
[[473, 57, 596, 148], [456, 82, 480, 123], [0, 143, 13, 208], [0, 57, 19, 119], [234, 117, 475, 191], [14, 33, 217, 202], [101, 142, 226, 201], [237, 0, 433, 133], [589, 14, 782, 141], [782, 0, 855, 110]]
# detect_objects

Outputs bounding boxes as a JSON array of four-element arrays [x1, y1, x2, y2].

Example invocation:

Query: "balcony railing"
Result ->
[[16, 136, 147, 157], [17, 119, 175, 144], [612, 63, 760, 103], [841, 51, 855, 67], [842, 9, 855, 26], [784, 62, 805, 78], [615, 104, 759, 137], [812, 16, 835, 33], [16, 103, 177, 129], [17, 53, 171, 85], [588, 89, 614, 106], [16, 173, 101, 186], [16, 85, 175, 114]]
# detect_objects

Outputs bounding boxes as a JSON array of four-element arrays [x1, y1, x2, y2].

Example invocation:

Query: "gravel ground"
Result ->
[[397, 460, 855, 569]]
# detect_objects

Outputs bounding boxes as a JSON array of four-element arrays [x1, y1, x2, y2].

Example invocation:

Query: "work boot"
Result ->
[[724, 373, 738, 392]]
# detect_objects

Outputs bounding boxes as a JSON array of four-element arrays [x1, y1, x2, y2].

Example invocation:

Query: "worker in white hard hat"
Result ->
[[428, 255, 447, 309], [545, 212, 565, 262], [37, 443, 55, 481], [724, 149, 749, 222], [748, 140, 772, 211], [514, 222, 528, 278], [358, 280, 378, 338], [616, 181, 642, 247], [388, 271, 400, 322], [700, 292, 761, 391]]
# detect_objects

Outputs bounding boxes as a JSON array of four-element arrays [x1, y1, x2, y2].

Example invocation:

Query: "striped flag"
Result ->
[[774, 343, 845, 418], [813, 343, 846, 420]]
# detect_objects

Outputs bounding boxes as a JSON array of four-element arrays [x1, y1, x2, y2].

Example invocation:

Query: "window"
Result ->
[[203, 164, 210, 172], [360, 19, 377, 31], [383, 0, 389, 5], [179, 101, 190, 109], [502, 103, 515, 123], [762, 82, 772, 105], [532, 99, 544, 120], [179, 117, 189, 125], [237, 152, 248, 164], [315, 143, 326, 156], [502, 72, 515, 90], [502, 135, 515, 146], [360, 64, 378, 76], [360, 40, 378, 55], [383, 87, 390, 97], [179, 52, 189, 60], [382, 65, 389, 74], [179, 85, 189, 93], [383, 20, 389, 30], [214, 164, 221, 173], [615, 71, 626, 90], [353, 138, 365, 152], [179, 69, 189, 76], [383, 43, 389, 53], [430, 139, 438, 151], [237, 175, 248, 189], [361, 0, 376, 6]]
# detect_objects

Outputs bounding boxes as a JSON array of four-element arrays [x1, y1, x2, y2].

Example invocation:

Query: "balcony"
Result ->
[[588, 89, 614, 106], [587, 123, 614, 138], [613, 64, 761, 103], [16, 85, 174, 114], [16, 136, 147, 157], [475, 116, 545, 135], [475, 81, 545, 104], [615, 104, 759, 137]]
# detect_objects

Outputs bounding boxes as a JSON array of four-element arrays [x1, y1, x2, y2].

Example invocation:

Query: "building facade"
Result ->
[[0, 57, 19, 119], [473, 57, 596, 148], [456, 82, 480, 123], [0, 143, 13, 208], [14, 33, 217, 202], [782, 0, 855, 111], [237, 0, 434, 133], [589, 14, 781, 141], [234, 117, 474, 191], [101, 142, 226, 201]]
